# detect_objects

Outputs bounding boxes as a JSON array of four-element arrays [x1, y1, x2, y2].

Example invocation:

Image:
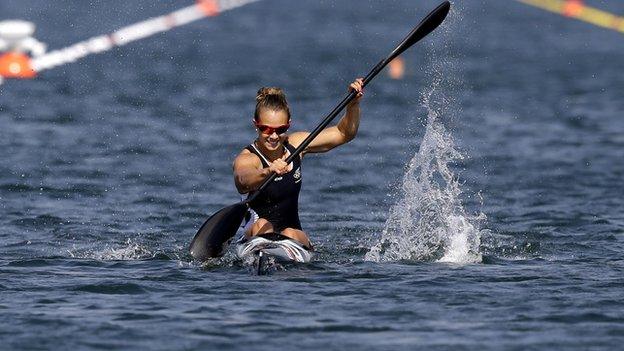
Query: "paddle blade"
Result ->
[[189, 202, 248, 261], [388, 1, 451, 62]]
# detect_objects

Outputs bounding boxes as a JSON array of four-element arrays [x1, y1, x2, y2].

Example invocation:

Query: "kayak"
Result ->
[[236, 232, 312, 274]]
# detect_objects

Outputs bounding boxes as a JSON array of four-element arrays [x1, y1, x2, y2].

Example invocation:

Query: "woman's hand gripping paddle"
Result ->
[[189, 1, 451, 261]]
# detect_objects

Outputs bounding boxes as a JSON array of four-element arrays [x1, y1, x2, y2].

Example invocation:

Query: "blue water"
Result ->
[[1, 0, 624, 349]]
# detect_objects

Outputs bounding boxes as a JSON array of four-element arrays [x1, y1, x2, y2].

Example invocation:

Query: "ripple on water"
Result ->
[[72, 282, 148, 295], [2, 240, 34, 248], [7, 259, 54, 268], [538, 313, 624, 325], [113, 313, 161, 321], [67, 183, 106, 197], [3, 186, 105, 200], [35, 298, 70, 305], [319, 184, 374, 193], [0, 183, 38, 192], [280, 324, 394, 333], [118, 146, 153, 155], [133, 196, 178, 206]]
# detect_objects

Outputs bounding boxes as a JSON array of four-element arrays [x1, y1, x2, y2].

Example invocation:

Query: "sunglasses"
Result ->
[[254, 121, 290, 135]]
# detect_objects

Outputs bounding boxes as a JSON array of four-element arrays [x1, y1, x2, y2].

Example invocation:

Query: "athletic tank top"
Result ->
[[245, 140, 303, 232]]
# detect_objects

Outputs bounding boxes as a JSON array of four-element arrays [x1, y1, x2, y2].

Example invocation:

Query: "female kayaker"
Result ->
[[233, 78, 363, 249]]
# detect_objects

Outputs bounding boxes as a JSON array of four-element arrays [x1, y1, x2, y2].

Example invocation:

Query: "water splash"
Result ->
[[67, 238, 158, 260], [365, 90, 483, 264], [365, 2, 484, 264], [94, 239, 155, 260]]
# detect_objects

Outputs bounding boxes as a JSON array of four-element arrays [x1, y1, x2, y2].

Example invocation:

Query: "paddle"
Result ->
[[189, 1, 452, 260]]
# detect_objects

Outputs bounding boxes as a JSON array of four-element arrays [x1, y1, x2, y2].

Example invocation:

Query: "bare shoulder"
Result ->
[[233, 149, 262, 170], [287, 131, 311, 157], [288, 131, 311, 149]]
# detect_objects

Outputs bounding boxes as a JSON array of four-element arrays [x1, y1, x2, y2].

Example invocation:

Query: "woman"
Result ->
[[233, 78, 364, 250]]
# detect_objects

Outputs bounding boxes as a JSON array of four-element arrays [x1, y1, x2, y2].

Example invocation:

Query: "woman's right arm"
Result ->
[[233, 152, 289, 194], [233, 153, 268, 194]]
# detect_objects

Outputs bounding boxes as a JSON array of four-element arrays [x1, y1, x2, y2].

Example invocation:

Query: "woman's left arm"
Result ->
[[289, 78, 363, 154]]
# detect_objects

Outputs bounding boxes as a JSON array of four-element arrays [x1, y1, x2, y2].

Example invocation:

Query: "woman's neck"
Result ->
[[254, 140, 285, 162]]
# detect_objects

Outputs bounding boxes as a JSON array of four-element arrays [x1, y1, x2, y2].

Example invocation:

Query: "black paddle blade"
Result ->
[[189, 202, 248, 260], [388, 1, 451, 62]]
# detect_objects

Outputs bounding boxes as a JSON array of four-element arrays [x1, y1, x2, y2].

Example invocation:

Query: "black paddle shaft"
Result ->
[[247, 1, 451, 203]]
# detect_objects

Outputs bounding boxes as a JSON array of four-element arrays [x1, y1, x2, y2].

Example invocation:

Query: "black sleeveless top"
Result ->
[[245, 140, 303, 232]]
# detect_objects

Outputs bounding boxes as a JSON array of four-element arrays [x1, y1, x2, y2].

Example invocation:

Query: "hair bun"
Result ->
[[256, 87, 285, 103], [254, 86, 291, 121]]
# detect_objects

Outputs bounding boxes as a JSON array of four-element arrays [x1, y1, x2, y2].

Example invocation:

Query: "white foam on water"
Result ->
[[438, 215, 482, 263], [67, 238, 156, 260], [94, 239, 154, 260]]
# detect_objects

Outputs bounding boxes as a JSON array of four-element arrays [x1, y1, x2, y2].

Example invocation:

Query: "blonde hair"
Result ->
[[254, 87, 291, 121]]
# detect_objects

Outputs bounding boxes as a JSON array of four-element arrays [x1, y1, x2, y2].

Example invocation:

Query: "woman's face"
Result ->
[[255, 108, 290, 152]]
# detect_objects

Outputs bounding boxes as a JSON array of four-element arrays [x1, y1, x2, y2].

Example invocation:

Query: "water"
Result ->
[[2, 0, 624, 349]]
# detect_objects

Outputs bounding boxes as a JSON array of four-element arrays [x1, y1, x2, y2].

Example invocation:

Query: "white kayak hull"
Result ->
[[236, 233, 312, 263]]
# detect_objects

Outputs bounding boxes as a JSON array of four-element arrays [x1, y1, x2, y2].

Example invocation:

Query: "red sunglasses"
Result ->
[[254, 121, 290, 135]]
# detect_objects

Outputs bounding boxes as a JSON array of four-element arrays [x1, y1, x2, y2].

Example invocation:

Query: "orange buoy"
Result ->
[[562, 0, 584, 17], [612, 17, 624, 32], [197, 0, 220, 17], [388, 57, 405, 80], [0, 51, 36, 79]]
